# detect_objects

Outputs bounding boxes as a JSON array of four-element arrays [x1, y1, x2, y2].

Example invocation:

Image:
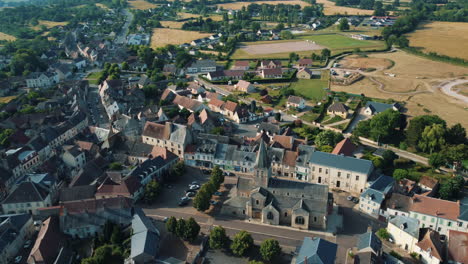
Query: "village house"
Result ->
[[27, 216, 64, 264], [260, 68, 283, 79], [383, 193, 412, 218], [387, 215, 420, 253], [172, 95, 206, 113], [415, 229, 444, 264], [363, 101, 401, 116], [331, 138, 356, 157], [186, 59, 217, 73], [293, 237, 337, 264], [26, 72, 59, 89], [0, 214, 34, 264], [142, 121, 193, 157], [61, 145, 86, 170], [296, 68, 313, 79], [232, 61, 250, 71], [327, 102, 349, 119], [286, 95, 306, 110], [355, 230, 383, 263], [234, 80, 255, 93], [297, 58, 313, 68], [128, 208, 160, 264], [359, 175, 394, 218], [447, 230, 468, 264], [2, 181, 51, 215], [418, 175, 439, 196], [207, 70, 245, 81], [260, 60, 281, 69]]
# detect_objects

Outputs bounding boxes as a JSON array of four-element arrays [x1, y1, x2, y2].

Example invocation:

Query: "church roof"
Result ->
[[255, 139, 269, 169]]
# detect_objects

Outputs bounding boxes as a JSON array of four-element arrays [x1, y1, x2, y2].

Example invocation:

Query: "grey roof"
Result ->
[[360, 188, 385, 204], [296, 145, 315, 167], [365, 101, 395, 114], [459, 203, 468, 221], [3, 182, 49, 204], [131, 208, 160, 260], [255, 140, 269, 169], [267, 178, 328, 201], [309, 151, 373, 174], [0, 214, 32, 253], [269, 147, 285, 163], [296, 237, 337, 264], [389, 215, 419, 238], [357, 231, 382, 253], [188, 59, 216, 68], [369, 175, 394, 194], [257, 122, 281, 135], [59, 185, 96, 202], [384, 193, 411, 213]]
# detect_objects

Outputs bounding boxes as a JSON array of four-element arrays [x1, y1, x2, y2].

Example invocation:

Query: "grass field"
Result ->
[[151, 28, 211, 48], [214, 0, 311, 9], [316, 0, 374, 15], [231, 34, 385, 59], [0, 96, 17, 104], [95, 3, 109, 9], [177, 12, 201, 19], [128, 0, 158, 9], [31, 20, 68, 30], [290, 78, 329, 101], [331, 50, 468, 129], [406, 21, 468, 60], [0, 32, 16, 41]]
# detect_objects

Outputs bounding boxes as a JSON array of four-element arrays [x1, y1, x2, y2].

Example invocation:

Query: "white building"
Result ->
[[387, 215, 420, 252], [26, 72, 59, 89], [1, 182, 51, 215]]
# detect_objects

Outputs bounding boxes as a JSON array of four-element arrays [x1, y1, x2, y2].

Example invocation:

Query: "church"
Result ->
[[221, 140, 333, 230]]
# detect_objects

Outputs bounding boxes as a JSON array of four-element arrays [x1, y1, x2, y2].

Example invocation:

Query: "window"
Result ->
[[431, 218, 435, 223], [422, 216, 426, 221], [295, 216, 305, 225], [314, 217, 317, 222], [284, 212, 288, 217], [325, 169, 328, 174], [337, 172, 341, 177], [447, 222, 452, 227], [267, 212, 274, 220], [312, 166, 315, 172], [440, 220, 444, 225], [347, 173, 350, 179], [256, 200, 259, 205], [356, 176, 359, 181]]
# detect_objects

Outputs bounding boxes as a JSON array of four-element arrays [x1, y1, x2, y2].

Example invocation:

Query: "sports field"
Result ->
[[151, 28, 211, 48], [406, 21, 468, 60], [298, 34, 383, 50]]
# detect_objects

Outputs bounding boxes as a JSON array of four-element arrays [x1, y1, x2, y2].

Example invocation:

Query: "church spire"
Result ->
[[255, 139, 269, 169]]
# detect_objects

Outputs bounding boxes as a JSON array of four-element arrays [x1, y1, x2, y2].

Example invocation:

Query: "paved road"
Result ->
[[439, 79, 468, 104], [115, 9, 134, 44]]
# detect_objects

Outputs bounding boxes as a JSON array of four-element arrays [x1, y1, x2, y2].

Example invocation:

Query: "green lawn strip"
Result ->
[[321, 115, 344, 125], [301, 112, 320, 122], [297, 34, 382, 49]]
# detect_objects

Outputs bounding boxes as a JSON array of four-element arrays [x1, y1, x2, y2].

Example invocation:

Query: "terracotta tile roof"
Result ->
[[60, 196, 133, 215], [199, 109, 211, 124], [262, 68, 282, 76], [150, 146, 177, 160], [76, 140, 95, 151], [399, 178, 417, 193], [28, 216, 64, 264], [224, 100, 238, 112], [172, 95, 202, 111], [416, 229, 443, 261], [185, 144, 197, 154], [205, 91, 221, 101], [161, 89, 175, 101], [208, 98, 225, 108], [234, 61, 249, 67], [271, 135, 293, 150], [96, 183, 131, 197], [410, 195, 459, 221], [142, 121, 169, 140], [332, 138, 356, 156], [283, 150, 297, 167], [419, 175, 438, 189], [298, 58, 313, 65], [448, 230, 468, 264]]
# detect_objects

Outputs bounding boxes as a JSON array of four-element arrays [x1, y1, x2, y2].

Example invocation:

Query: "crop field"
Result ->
[[151, 28, 211, 48], [232, 34, 385, 59], [31, 20, 68, 30], [0, 96, 17, 104], [0, 32, 16, 41], [160, 21, 185, 29], [339, 55, 393, 70], [128, 0, 158, 10], [406, 21, 468, 60], [177, 12, 201, 19], [316, 0, 374, 15], [214, 0, 311, 9], [331, 50, 468, 129]]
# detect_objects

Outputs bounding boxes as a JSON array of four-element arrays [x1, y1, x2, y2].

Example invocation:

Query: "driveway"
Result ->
[[343, 109, 368, 134], [439, 79, 468, 104], [115, 9, 134, 44]]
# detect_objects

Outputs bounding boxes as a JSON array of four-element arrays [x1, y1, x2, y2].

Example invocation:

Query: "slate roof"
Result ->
[[364, 101, 396, 114], [130, 208, 160, 260], [0, 214, 32, 253], [357, 231, 382, 253], [296, 237, 337, 264], [3, 181, 49, 204], [309, 151, 374, 175], [59, 185, 96, 202], [257, 122, 280, 135], [188, 59, 216, 69], [328, 102, 349, 113], [255, 139, 269, 169], [360, 188, 385, 204], [287, 95, 304, 105], [369, 175, 394, 194], [262, 68, 282, 75], [389, 215, 420, 238]]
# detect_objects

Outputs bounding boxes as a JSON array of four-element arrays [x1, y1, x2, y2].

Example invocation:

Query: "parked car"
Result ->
[[347, 196, 354, 201], [163, 217, 169, 223], [352, 197, 359, 203], [214, 192, 223, 196], [181, 196, 190, 202], [189, 184, 200, 190], [210, 200, 219, 205], [186, 192, 196, 198], [191, 181, 200, 186], [178, 200, 189, 206], [24, 240, 32, 248], [15, 256, 22, 263]]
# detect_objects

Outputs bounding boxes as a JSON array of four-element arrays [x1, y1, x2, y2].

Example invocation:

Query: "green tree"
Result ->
[[442, 144, 468, 166], [418, 124, 446, 154], [166, 216, 177, 234], [373, 1, 385, 16], [382, 150, 397, 169], [231, 230, 254, 256], [252, 22, 261, 33], [406, 115, 446, 148], [446, 123, 466, 145], [429, 153, 445, 168], [169, 161, 185, 182], [82, 244, 124, 264], [260, 239, 282, 262], [110, 225, 122, 245], [314, 130, 344, 147], [143, 179, 161, 204], [376, 228, 390, 240], [175, 218, 187, 238], [209, 226, 228, 249], [368, 109, 401, 143], [353, 119, 371, 138], [439, 176, 465, 200], [211, 127, 225, 135], [121, 62, 129, 71], [318, 145, 334, 153], [289, 52, 299, 62], [275, 112, 281, 121], [321, 48, 331, 59], [338, 18, 350, 31], [280, 30, 294, 39], [211, 165, 224, 189], [109, 162, 123, 170], [392, 169, 408, 181], [393, 0, 400, 7], [193, 189, 211, 212], [184, 217, 200, 242], [395, 36, 409, 48]]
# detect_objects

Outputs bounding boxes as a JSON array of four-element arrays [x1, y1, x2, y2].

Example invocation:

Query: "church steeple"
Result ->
[[254, 139, 270, 187]]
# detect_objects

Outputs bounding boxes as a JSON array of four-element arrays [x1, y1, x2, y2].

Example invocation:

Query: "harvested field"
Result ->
[[151, 28, 211, 48], [214, 0, 311, 9], [128, 0, 157, 9], [406, 22, 468, 60], [316, 0, 373, 15], [95, 3, 109, 9], [332, 50, 468, 129], [240, 41, 325, 55], [339, 55, 393, 70], [0, 96, 16, 104], [0, 32, 16, 41], [161, 21, 185, 29], [177, 12, 200, 19]]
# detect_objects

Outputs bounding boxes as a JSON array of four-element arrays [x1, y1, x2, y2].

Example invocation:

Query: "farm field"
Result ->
[[289, 78, 329, 101], [331, 50, 468, 129], [177, 12, 201, 19], [316, 0, 374, 15], [31, 20, 68, 30], [406, 21, 468, 60], [339, 55, 393, 70], [0, 96, 16, 104], [214, 0, 311, 9], [128, 0, 158, 10], [231, 34, 385, 59], [151, 28, 211, 48], [160, 21, 185, 29], [0, 32, 16, 41]]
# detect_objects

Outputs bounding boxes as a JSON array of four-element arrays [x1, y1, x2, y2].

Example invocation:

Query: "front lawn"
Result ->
[[289, 79, 329, 101], [321, 115, 344, 125]]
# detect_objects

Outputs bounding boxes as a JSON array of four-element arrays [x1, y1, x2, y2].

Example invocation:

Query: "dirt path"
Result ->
[[438, 79, 468, 104]]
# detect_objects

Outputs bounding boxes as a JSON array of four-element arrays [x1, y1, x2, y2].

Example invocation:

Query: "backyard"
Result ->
[[289, 76, 329, 101]]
